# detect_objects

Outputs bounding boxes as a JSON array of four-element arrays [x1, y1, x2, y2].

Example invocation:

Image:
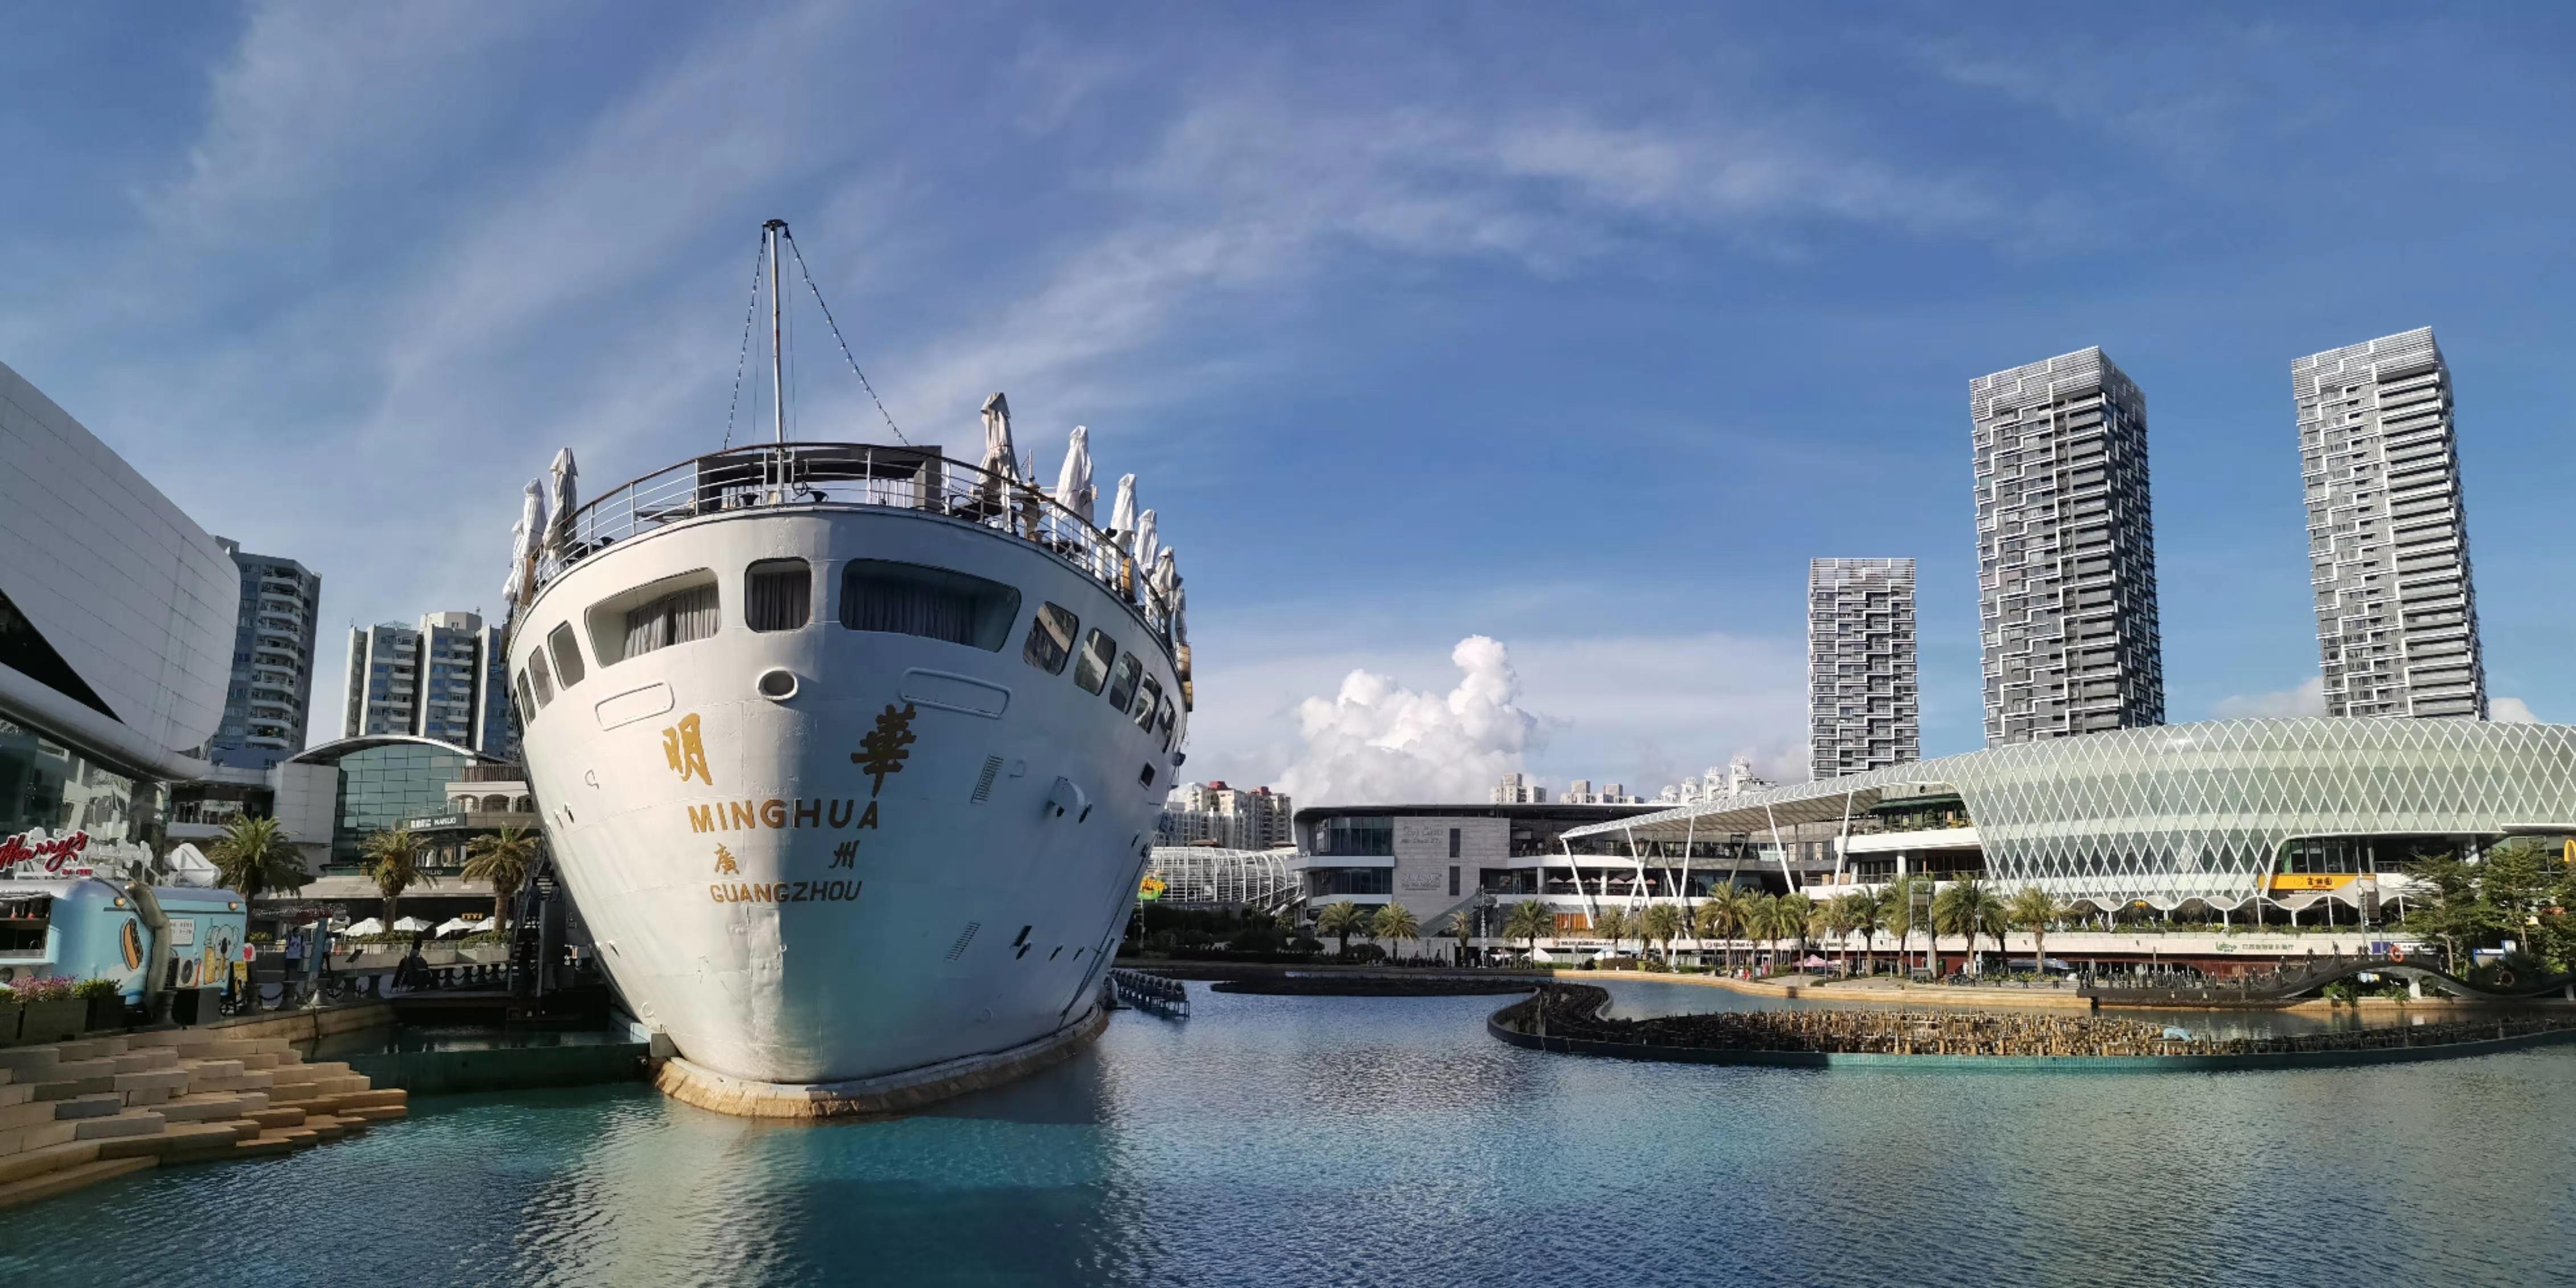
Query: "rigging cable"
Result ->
[[783, 228, 910, 446], [720, 228, 768, 450]]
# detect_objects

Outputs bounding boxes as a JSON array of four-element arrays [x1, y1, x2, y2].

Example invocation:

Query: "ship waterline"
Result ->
[[507, 453, 1184, 1099]]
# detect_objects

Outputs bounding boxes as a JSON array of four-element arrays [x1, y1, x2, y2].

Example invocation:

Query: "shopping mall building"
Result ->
[[0, 359, 237, 881], [1557, 717, 2576, 925]]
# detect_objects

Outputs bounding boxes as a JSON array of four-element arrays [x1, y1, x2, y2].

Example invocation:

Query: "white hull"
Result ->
[[507, 493, 1180, 1084]]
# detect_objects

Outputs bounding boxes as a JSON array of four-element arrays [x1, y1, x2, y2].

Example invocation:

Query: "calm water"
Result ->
[[8, 980, 2576, 1287]]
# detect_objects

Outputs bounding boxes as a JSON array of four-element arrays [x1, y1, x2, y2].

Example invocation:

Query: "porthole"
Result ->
[[756, 668, 799, 701]]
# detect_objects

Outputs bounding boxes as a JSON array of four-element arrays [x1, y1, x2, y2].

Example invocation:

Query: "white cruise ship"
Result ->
[[499, 221, 1189, 1110]]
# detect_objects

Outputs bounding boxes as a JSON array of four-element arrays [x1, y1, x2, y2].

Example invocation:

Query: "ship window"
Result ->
[[745, 559, 811, 632], [1155, 693, 1176, 751], [1107, 653, 1142, 712], [839, 559, 1020, 651], [547, 624, 586, 690], [1023, 603, 1078, 675], [527, 651, 555, 708], [1132, 676, 1162, 730], [588, 569, 721, 666], [514, 672, 537, 719], [1073, 629, 1115, 694]]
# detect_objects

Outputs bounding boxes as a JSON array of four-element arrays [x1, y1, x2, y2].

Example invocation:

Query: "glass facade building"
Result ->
[[291, 739, 484, 867], [1565, 718, 2576, 913], [0, 717, 149, 861]]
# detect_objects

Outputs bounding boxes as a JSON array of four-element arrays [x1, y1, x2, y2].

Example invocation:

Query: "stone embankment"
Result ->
[[1494, 983, 2576, 1069], [0, 1028, 408, 1209]]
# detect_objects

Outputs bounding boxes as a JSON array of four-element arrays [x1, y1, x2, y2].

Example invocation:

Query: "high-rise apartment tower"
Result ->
[[1807, 558, 1919, 779], [342, 611, 517, 759], [205, 538, 321, 770], [2292, 327, 2484, 719], [1970, 347, 2164, 745]]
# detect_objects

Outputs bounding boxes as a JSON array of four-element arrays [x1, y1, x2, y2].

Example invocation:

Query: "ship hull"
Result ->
[[507, 501, 1179, 1089]]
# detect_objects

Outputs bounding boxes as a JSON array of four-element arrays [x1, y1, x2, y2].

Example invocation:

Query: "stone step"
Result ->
[[52, 1093, 126, 1121], [255, 1126, 319, 1149], [340, 1104, 409, 1123], [0, 1138, 100, 1184], [122, 1085, 175, 1108], [74, 1111, 167, 1141], [301, 1115, 351, 1142], [158, 1096, 255, 1123], [0, 1082, 26, 1108], [231, 1135, 296, 1159], [296, 1060, 354, 1077], [51, 1039, 128, 1062], [0, 1048, 63, 1077], [208, 1118, 265, 1142], [96, 1121, 245, 1160], [115, 1068, 195, 1094], [1, 1098, 59, 1133], [0, 1156, 154, 1211], [335, 1088, 408, 1110], [239, 1052, 285, 1070], [244, 1107, 307, 1129], [29, 1075, 114, 1102], [0, 1121, 79, 1162], [181, 1058, 246, 1081]]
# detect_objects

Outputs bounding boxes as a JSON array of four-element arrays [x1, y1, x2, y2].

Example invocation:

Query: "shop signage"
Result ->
[[0, 828, 93, 879], [404, 814, 468, 831]]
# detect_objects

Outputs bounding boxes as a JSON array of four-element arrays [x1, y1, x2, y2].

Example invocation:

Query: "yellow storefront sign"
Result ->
[[2267, 872, 2357, 892], [1138, 876, 1166, 902]]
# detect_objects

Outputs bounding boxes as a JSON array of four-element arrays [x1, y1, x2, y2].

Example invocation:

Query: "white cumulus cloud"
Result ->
[[2213, 676, 2325, 719], [1274, 635, 1543, 806], [2492, 696, 2540, 723]]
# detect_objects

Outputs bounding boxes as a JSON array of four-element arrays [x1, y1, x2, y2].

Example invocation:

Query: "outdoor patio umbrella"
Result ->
[[341, 917, 385, 937], [1053, 425, 1094, 523], [1799, 954, 1832, 969], [432, 917, 481, 937], [392, 917, 434, 933], [542, 447, 579, 554]]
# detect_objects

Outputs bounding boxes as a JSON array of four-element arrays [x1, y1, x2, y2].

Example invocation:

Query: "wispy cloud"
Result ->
[[2212, 676, 2326, 719]]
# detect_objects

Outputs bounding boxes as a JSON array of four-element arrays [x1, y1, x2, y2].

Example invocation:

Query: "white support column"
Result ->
[[1763, 800, 1794, 892], [1833, 789, 1856, 887], [1561, 837, 1599, 926]]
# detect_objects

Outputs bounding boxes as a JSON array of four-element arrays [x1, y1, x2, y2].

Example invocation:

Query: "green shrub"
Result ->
[[72, 978, 122, 1002]]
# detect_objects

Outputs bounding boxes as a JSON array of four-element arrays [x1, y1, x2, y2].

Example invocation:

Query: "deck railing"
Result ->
[[529, 442, 1179, 654]]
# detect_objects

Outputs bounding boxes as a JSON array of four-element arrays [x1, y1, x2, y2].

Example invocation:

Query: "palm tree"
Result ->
[[207, 816, 310, 1015], [1748, 893, 1782, 972], [359, 827, 430, 927], [1780, 892, 1816, 967], [1593, 905, 1631, 958], [1711, 885, 1754, 970], [2005, 886, 2065, 976], [1315, 901, 1364, 957], [1845, 889, 1885, 976], [1933, 877, 2005, 976], [1502, 899, 1556, 958], [1882, 874, 1923, 974], [1446, 906, 1479, 963], [1639, 903, 1683, 965], [206, 815, 310, 904], [461, 825, 540, 932], [1822, 895, 1859, 969], [1371, 903, 1421, 961]]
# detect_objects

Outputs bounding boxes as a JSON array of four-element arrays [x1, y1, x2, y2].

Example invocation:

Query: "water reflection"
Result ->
[[7, 981, 2574, 1287]]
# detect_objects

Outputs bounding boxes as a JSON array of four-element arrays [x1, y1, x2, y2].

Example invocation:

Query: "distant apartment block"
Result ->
[[205, 538, 321, 770], [1562, 780, 1644, 805], [1159, 781, 1293, 849], [342, 611, 516, 759], [1970, 347, 2164, 745], [2292, 327, 2485, 719], [1807, 557, 1919, 780], [1491, 772, 1548, 805]]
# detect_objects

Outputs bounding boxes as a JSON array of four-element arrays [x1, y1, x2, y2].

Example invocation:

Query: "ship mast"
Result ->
[[765, 218, 789, 446]]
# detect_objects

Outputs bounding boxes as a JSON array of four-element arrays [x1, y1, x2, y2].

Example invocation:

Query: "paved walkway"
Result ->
[[0, 1026, 408, 1209]]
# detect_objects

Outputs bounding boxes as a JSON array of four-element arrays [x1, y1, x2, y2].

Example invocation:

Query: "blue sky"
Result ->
[[6, 3, 2575, 803]]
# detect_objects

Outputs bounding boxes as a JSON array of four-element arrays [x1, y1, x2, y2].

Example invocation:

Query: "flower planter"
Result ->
[[0, 1000, 21, 1047], [21, 998, 84, 1044], [84, 994, 128, 1032]]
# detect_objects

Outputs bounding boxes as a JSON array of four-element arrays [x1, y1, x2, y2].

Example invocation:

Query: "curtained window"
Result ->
[[746, 559, 811, 632], [624, 581, 720, 659], [527, 652, 555, 707], [547, 623, 586, 690], [840, 560, 1020, 651], [1023, 602, 1078, 675]]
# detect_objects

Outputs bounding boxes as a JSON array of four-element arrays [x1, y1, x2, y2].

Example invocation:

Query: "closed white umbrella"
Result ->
[[979, 392, 1018, 482], [1053, 425, 1094, 523], [543, 448, 579, 553], [504, 478, 548, 608], [1107, 474, 1137, 539], [1133, 508, 1160, 573]]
